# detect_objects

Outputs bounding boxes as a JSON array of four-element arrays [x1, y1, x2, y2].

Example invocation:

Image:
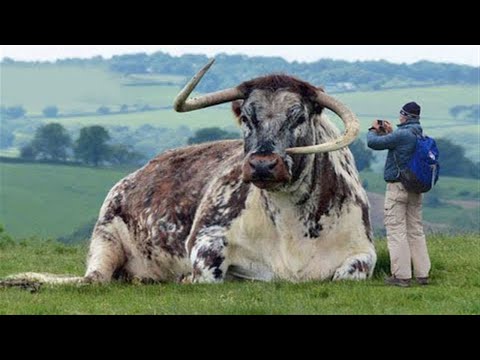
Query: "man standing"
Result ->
[[367, 102, 431, 288]]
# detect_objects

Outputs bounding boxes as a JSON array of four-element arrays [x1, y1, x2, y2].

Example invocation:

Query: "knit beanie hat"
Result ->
[[400, 102, 421, 119]]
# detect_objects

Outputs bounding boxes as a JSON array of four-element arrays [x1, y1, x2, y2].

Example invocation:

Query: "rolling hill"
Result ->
[[2, 64, 478, 160]]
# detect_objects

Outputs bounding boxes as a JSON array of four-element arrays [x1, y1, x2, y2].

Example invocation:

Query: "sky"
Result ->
[[1, 45, 479, 65]]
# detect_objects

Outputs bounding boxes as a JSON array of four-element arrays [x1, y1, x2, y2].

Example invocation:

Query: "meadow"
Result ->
[[0, 234, 478, 315], [0, 162, 127, 238], [1, 65, 184, 114]]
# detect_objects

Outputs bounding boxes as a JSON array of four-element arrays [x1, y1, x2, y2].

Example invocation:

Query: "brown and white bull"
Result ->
[[8, 60, 376, 285]]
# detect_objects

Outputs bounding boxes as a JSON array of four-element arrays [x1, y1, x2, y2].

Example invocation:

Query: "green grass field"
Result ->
[[42, 107, 235, 130], [0, 234, 478, 315], [1, 65, 184, 115], [0, 162, 128, 238]]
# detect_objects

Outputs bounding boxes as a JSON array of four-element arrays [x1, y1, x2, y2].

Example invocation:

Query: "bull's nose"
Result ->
[[249, 157, 278, 173]]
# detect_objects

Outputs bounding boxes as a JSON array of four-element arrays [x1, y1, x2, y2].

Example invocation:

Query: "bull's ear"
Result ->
[[232, 100, 244, 120], [313, 88, 326, 114]]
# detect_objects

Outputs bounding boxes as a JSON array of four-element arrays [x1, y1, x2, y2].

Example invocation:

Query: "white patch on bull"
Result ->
[[224, 113, 374, 282], [227, 191, 375, 282], [189, 226, 229, 283], [333, 252, 376, 280]]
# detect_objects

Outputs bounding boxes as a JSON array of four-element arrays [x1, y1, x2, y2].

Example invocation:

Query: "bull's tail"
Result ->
[[0, 272, 85, 291]]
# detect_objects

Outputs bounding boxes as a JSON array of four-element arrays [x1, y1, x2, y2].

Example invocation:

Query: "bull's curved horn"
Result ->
[[286, 92, 360, 154], [174, 59, 245, 113]]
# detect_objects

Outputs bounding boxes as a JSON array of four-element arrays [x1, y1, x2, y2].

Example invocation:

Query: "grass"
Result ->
[[0, 65, 183, 115], [0, 234, 478, 315], [42, 106, 235, 130], [0, 162, 128, 238]]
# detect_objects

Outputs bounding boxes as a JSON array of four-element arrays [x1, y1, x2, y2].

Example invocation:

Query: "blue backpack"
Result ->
[[396, 129, 440, 193]]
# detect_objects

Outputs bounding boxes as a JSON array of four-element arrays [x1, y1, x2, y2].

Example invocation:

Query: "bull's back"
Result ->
[[104, 140, 243, 258]]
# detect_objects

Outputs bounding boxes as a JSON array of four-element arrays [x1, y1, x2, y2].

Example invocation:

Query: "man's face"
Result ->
[[399, 115, 408, 124]]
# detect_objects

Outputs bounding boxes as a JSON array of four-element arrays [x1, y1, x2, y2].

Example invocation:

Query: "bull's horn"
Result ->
[[174, 59, 244, 113], [286, 91, 360, 154]]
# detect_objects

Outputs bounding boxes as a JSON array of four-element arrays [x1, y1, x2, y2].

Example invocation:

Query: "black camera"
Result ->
[[376, 120, 388, 135]]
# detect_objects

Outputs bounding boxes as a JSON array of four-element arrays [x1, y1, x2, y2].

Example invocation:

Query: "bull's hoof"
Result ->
[[333, 253, 375, 281]]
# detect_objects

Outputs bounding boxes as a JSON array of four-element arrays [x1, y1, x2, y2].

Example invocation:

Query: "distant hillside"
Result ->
[[2, 52, 478, 93], [1, 55, 478, 165]]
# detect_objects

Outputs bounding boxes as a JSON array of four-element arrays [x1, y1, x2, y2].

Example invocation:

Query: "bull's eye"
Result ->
[[296, 115, 306, 126], [289, 115, 306, 130], [240, 116, 248, 124]]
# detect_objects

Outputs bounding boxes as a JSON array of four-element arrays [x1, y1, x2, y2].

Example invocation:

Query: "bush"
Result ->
[[0, 224, 14, 248], [42, 106, 59, 118], [20, 144, 37, 160], [97, 106, 111, 115], [2, 105, 26, 119], [188, 127, 240, 145]]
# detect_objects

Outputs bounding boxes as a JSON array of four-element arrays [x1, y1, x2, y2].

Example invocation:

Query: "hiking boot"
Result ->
[[384, 276, 411, 288], [416, 277, 429, 286]]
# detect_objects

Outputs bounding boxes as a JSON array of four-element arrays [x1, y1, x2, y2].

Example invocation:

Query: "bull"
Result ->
[[6, 60, 376, 285]]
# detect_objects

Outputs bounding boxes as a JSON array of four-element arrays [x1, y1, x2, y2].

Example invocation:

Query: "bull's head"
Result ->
[[174, 60, 360, 191]]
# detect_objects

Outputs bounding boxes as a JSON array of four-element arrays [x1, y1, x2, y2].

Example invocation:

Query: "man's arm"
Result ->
[[367, 121, 400, 150], [367, 130, 401, 151]]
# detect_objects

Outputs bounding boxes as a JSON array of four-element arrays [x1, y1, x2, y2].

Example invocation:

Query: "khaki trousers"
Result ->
[[384, 182, 431, 280]]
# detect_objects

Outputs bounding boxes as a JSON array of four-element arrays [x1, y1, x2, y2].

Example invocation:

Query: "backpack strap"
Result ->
[[411, 127, 424, 139], [393, 127, 419, 179]]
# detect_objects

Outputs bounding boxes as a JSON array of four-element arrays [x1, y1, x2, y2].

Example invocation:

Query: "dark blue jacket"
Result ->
[[367, 121, 422, 182]]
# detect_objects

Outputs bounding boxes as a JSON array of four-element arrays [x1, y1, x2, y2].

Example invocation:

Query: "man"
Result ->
[[367, 102, 431, 288]]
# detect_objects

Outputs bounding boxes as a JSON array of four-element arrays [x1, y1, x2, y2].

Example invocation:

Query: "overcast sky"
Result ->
[[1, 45, 479, 65]]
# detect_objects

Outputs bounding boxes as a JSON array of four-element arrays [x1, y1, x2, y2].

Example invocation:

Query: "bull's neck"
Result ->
[[261, 154, 320, 215]]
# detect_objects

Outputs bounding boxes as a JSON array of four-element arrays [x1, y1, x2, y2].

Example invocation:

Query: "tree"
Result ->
[[30, 123, 71, 161], [349, 139, 374, 171], [75, 126, 111, 166], [0, 129, 14, 149], [3, 106, 26, 119], [188, 127, 240, 145], [108, 144, 145, 166], [20, 144, 37, 160], [436, 138, 479, 179], [97, 106, 111, 115], [42, 106, 59, 118]]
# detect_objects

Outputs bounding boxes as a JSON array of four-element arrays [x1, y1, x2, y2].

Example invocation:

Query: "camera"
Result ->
[[376, 120, 388, 135]]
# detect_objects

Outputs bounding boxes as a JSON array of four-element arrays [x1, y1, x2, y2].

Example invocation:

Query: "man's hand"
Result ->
[[370, 120, 393, 135], [383, 121, 393, 134]]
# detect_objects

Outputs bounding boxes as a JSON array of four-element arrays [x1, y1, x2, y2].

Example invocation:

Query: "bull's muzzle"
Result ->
[[243, 154, 291, 190]]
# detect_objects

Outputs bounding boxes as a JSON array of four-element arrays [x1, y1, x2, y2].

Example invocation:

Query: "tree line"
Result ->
[[15, 123, 479, 179], [20, 123, 145, 166], [0, 104, 149, 120]]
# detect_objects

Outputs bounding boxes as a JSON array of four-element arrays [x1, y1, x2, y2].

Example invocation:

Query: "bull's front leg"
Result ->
[[188, 226, 230, 284], [333, 250, 377, 281]]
